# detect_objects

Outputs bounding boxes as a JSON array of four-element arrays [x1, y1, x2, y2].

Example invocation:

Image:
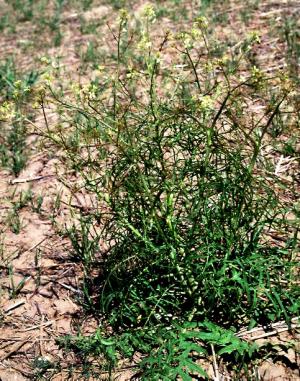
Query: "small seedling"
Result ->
[[34, 248, 42, 288], [31, 194, 44, 214], [8, 265, 30, 298], [7, 209, 22, 234]]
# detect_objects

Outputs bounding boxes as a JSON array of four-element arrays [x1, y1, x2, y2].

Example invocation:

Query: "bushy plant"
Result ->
[[43, 9, 299, 378]]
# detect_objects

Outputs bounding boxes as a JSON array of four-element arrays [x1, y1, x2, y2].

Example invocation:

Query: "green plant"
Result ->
[[32, 356, 58, 380], [79, 16, 103, 35], [105, 0, 126, 10], [31, 194, 44, 214], [0, 13, 10, 32], [13, 189, 33, 209], [0, 59, 39, 175], [140, 321, 259, 380], [281, 137, 298, 156], [6, 189, 33, 233], [81, 0, 93, 11], [41, 0, 65, 46], [155, 0, 188, 22], [280, 14, 300, 81], [76, 41, 105, 72], [0, 58, 18, 100], [8, 118, 28, 176], [7, 209, 22, 234], [0, 235, 5, 263], [8, 265, 30, 298], [67, 217, 100, 307], [45, 8, 299, 379], [7, 0, 35, 21], [34, 248, 42, 288], [60, 320, 259, 379]]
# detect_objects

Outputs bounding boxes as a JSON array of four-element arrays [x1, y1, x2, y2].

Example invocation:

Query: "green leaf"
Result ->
[[184, 359, 208, 378], [217, 343, 241, 355], [176, 368, 192, 381]]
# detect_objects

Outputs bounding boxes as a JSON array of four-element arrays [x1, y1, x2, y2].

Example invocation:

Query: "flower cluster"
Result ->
[[247, 31, 261, 45], [117, 9, 128, 24], [141, 4, 156, 23], [250, 65, 266, 89], [0, 101, 15, 120], [12, 79, 31, 99], [137, 34, 152, 52], [199, 95, 214, 112], [194, 16, 208, 30]]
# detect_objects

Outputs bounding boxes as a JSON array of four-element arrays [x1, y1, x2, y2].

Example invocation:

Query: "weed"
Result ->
[[13, 189, 33, 210], [7, 209, 22, 234], [0, 236, 5, 263], [279, 14, 300, 81], [2, 2, 299, 378], [8, 265, 30, 298], [45, 11, 300, 378], [0, 14, 10, 32], [8, 118, 28, 176], [79, 16, 103, 35], [105, 0, 126, 10], [76, 41, 105, 72], [80, 0, 94, 11], [67, 217, 100, 307], [31, 194, 44, 214], [32, 356, 58, 380], [7, 0, 35, 22], [282, 137, 298, 156], [0, 59, 39, 175], [6, 189, 33, 233], [39, 0, 65, 46], [34, 248, 43, 288]]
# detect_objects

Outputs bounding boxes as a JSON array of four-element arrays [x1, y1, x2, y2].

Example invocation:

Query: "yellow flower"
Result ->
[[13, 80, 22, 88], [194, 16, 208, 30], [0, 101, 16, 120], [204, 61, 215, 73], [137, 34, 152, 51], [199, 95, 214, 112], [71, 83, 81, 98], [126, 67, 139, 80], [117, 8, 128, 23], [251, 65, 264, 81], [41, 72, 54, 86], [191, 27, 201, 40], [247, 31, 261, 45], [141, 4, 156, 23], [177, 32, 193, 49], [13, 89, 20, 98], [278, 70, 294, 92], [40, 56, 50, 65], [80, 83, 98, 100]]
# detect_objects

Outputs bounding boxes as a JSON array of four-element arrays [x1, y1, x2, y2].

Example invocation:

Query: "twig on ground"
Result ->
[[20, 320, 54, 332], [56, 281, 83, 295], [9, 175, 55, 184], [250, 325, 299, 340], [39, 315, 45, 357], [237, 317, 300, 340], [211, 344, 220, 381], [0, 336, 31, 361], [22, 237, 49, 256], [237, 316, 300, 336], [3, 299, 25, 313]]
